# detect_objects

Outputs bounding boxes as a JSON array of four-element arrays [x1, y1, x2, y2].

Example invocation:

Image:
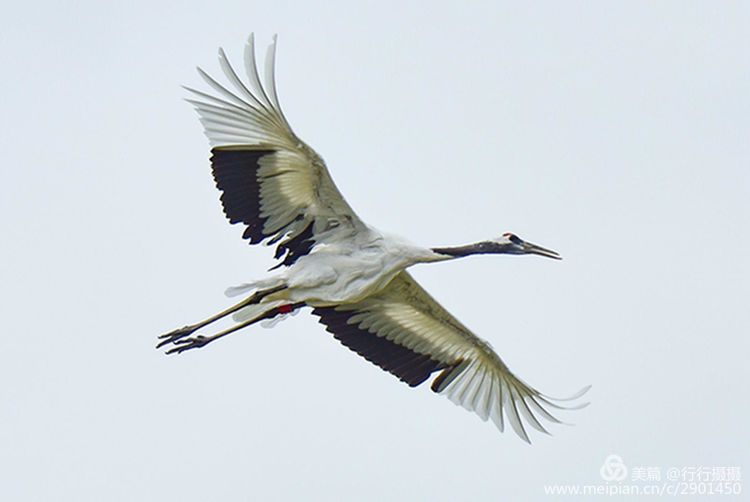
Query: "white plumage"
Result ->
[[158, 34, 589, 443]]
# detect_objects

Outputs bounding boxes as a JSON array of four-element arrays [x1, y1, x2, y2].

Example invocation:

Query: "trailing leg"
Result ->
[[156, 285, 286, 349], [164, 302, 306, 355]]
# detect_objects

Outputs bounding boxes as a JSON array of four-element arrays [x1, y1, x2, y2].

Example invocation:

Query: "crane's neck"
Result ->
[[428, 241, 511, 261], [390, 237, 515, 266]]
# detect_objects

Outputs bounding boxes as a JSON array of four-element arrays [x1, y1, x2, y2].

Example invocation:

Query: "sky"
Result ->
[[1, 1, 748, 500]]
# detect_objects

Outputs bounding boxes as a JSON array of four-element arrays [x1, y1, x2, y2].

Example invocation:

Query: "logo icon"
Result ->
[[600, 454, 628, 482]]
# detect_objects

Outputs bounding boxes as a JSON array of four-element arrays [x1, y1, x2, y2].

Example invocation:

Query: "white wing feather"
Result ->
[[318, 272, 590, 443], [185, 34, 364, 267]]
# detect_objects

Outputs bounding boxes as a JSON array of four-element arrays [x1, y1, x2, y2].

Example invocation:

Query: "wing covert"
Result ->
[[186, 35, 363, 267], [313, 272, 590, 442]]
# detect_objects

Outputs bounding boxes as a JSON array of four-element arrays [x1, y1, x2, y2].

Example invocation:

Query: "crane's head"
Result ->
[[490, 232, 562, 260]]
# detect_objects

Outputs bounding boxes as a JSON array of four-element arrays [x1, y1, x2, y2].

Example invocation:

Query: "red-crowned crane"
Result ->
[[158, 35, 589, 442]]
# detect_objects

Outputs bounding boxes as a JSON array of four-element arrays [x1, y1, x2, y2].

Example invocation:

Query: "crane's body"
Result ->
[[286, 237, 428, 304], [233, 228, 439, 306], [158, 34, 589, 443]]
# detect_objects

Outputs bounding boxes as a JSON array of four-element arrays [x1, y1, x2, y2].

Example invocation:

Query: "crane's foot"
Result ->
[[156, 326, 197, 349], [155, 285, 288, 351], [164, 334, 215, 355]]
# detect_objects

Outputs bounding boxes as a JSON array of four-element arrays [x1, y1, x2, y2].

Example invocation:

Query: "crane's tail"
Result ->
[[224, 278, 290, 322], [225, 279, 278, 298], [225, 282, 259, 298]]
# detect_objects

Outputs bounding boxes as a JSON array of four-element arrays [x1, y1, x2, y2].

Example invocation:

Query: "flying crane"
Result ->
[[157, 35, 589, 442]]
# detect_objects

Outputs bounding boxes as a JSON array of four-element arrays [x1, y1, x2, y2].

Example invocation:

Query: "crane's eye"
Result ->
[[503, 233, 523, 245]]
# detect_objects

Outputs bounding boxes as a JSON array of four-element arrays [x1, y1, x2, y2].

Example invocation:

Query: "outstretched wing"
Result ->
[[186, 35, 364, 267], [313, 272, 589, 442]]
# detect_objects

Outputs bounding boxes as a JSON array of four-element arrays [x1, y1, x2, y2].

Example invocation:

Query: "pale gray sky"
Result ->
[[1, 1, 748, 501]]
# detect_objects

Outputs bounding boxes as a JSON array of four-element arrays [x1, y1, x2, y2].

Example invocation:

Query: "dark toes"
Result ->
[[156, 326, 196, 349], [163, 335, 211, 355], [173, 335, 207, 346]]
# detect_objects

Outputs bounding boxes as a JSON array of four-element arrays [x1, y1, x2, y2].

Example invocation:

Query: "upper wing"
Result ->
[[313, 272, 589, 442], [186, 35, 364, 267]]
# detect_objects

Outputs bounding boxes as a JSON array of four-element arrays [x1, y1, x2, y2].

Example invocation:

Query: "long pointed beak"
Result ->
[[522, 241, 562, 260]]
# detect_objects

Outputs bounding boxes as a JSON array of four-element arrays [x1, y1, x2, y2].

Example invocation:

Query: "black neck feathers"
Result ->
[[431, 241, 500, 257]]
